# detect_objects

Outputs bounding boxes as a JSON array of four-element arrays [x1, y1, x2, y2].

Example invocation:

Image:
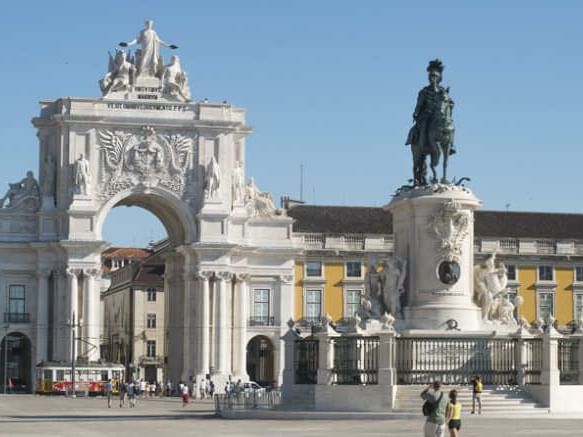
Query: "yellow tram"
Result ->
[[36, 362, 125, 395]]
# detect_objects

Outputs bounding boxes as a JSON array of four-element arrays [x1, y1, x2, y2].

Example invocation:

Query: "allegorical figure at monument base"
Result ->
[[406, 59, 456, 186]]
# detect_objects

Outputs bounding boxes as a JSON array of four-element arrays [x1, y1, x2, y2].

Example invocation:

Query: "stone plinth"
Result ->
[[387, 184, 482, 330]]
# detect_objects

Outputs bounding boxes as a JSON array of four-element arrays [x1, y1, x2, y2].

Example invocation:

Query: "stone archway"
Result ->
[[1, 332, 32, 393], [246, 335, 275, 387]]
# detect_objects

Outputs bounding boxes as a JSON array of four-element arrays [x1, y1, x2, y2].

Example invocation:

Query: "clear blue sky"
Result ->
[[1, 1, 582, 246]]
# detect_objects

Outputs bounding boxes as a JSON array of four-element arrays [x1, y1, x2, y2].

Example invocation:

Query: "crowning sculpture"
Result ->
[[0, 171, 41, 211], [406, 59, 456, 185], [99, 20, 191, 102]]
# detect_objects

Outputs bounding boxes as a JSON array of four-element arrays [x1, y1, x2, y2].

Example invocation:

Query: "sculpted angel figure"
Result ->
[[0, 171, 40, 210], [232, 161, 244, 205], [99, 50, 135, 95], [119, 20, 178, 78], [163, 56, 191, 102], [204, 155, 221, 199]]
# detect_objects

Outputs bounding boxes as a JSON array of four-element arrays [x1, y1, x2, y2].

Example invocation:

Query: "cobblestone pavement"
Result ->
[[1, 395, 583, 437]]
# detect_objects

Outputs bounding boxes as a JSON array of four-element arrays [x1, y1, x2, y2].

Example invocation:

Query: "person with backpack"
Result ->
[[446, 389, 462, 437], [421, 381, 449, 437], [470, 375, 483, 414]]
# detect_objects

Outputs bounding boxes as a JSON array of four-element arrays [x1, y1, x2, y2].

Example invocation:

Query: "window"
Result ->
[[8, 285, 25, 314], [252, 288, 271, 325], [506, 265, 517, 281], [344, 289, 361, 319], [306, 261, 322, 277], [346, 262, 362, 278], [575, 294, 583, 321], [538, 292, 554, 320], [146, 313, 156, 329], [576, 267, 583, 283], [305, 289, 322, 322], [146, 340, 156, 357], [538, 266, 553, 282], [146, 288, 157, 302]]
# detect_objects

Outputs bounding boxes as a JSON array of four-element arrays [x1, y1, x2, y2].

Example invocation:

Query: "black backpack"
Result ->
[[422, 392, 444, 416]]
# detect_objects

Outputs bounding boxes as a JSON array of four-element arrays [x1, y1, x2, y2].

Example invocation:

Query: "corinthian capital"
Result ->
[[195, 270, 214, 281], [66, 267, 82, 278], [216, 271, 232, 281], [234, 273, 250, 283], [84, 268, 102, 279], [279, 274, 294, 285]]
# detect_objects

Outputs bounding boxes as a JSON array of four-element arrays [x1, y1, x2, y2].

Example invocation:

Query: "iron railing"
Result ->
[[215, 390, 281, 414], [294, 339, 319, 384], [396, 337, 518, 385], [558, 338, 579, 385], [524, 338, 542, 385], [248, 316, 276, 327], [332, 336, 379, 385], [4, 312, 30, 323]]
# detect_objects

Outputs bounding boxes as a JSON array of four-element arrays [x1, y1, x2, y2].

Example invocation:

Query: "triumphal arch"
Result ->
[[0, 21, 297, 389]]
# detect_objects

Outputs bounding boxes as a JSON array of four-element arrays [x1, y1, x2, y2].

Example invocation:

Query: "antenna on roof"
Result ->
[[300, 163, 304, 202]]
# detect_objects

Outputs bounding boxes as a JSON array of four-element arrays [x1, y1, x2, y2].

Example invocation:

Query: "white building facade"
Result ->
[[0, 23, 298, 391]]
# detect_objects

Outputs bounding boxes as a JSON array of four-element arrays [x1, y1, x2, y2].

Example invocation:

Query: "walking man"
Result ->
[[421, 381, 449, 437], [104, 379, 113, 408], [119, 381, 127, 408]]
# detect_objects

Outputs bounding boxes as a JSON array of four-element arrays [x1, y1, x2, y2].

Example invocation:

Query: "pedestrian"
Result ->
[[199, 379, 206, 400], [104, 379, 113, 408], [446, 389, 462, 437], [191, 380, 197, 400], [166, 379, 172, 397], [150, 382, 156, 398], [119, 382, 127, 408], [470, 375, 483, 414], [140, 379, 146, 398], [421, 381, 448, 437], [128, 381, 137, 408], [181, 383, 189, 407], [209, 380, 215, 398]]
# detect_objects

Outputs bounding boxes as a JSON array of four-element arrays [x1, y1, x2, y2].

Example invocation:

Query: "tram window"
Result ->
[[64, 370, 71, 381], [44, 370, 53, 380], [112, 370, 120, 380], [101, 371, 108, 381], [57, 370, 65, 380]]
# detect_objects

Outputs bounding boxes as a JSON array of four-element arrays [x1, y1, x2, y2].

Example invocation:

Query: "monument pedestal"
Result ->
[[387, 184, 482, 331]]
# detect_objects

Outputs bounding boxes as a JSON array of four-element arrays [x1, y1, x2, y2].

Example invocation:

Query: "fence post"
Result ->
[[316, 315, 338, 385], [513, 326, 530, 387], [541, 316, 562, 387], [572, 320, 583, 385], [280, 319, 302, 389], [377, 315, 397, 385]]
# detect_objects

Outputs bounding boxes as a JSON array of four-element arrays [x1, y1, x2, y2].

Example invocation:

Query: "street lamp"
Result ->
[[65, 313, 83, 398], [3, 323, 9, 394]]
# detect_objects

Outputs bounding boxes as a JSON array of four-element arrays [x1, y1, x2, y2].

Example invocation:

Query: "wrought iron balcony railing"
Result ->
[[4, 312, 30, 323], [248, 316, 276, 327]]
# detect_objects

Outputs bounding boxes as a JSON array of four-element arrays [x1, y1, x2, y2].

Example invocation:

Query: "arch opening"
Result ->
[[1, 333, 32, 393], [246, 335, 275, 387]]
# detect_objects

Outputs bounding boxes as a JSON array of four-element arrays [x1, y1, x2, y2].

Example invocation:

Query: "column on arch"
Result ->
[[215, 271, 231, 374], [66, 268, 81, 359], [35, 269, 51, 364], [233, 273, 250, 379], [276, 274, 295, 384], [196, 270, 212, 379], [82, 268, 101, 361]]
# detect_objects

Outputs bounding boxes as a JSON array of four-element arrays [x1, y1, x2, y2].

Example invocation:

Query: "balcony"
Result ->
[[4, 312, 30, 323], [248, 316, 276, 327]]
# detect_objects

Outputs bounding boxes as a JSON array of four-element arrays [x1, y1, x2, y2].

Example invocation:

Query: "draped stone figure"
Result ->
[[120, 20, 178, 78], [0, 171, 41, 211], [204, 155, 221, 199], [162, 56, 192, 102], [74, 154, 91, 195], [99, 50, 135, 95], [473, 254, 516, 324]]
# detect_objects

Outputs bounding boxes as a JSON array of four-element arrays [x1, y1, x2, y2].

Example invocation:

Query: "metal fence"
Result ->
[[332, 336, 379, 385], [523, 338, 542, 385], [396, 337, 518, 385], [294, 339, 319, 384], [558, 338, 579, 385], [214, 390, 281, 413]]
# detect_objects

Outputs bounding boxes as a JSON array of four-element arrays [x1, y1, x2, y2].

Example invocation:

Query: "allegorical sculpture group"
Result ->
[[99, 20, 191, 102], [406, 59, 456, 186]]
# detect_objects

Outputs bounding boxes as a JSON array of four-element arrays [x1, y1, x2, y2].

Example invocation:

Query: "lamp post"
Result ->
[[65, 313, 83, 398], [3, 323, 9, 394]]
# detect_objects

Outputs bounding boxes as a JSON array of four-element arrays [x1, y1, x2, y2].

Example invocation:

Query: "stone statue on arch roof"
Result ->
[[119, 19, 178, 78], [99, 50, 135, 96]]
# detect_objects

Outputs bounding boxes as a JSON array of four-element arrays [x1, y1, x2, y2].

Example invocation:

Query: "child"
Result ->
[[446, 389, 462, 437], [471, 375, 483, 414]]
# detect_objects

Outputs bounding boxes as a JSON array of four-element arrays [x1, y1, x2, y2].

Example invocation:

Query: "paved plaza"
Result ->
[[1, 395, 583, 437]]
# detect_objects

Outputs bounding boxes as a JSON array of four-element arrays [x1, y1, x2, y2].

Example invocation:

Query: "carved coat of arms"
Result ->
[[98, 126, 194, 198], [431, 200, 470, 261]]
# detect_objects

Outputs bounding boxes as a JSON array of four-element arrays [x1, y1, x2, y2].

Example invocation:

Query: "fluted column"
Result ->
[[83, 268, 101, 361], [215, 272, 231, 374], [35, 269, 51, 364], [66, 268, 80, 359], [235, 274, 250, 378], [197, 271, 212, 377]]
